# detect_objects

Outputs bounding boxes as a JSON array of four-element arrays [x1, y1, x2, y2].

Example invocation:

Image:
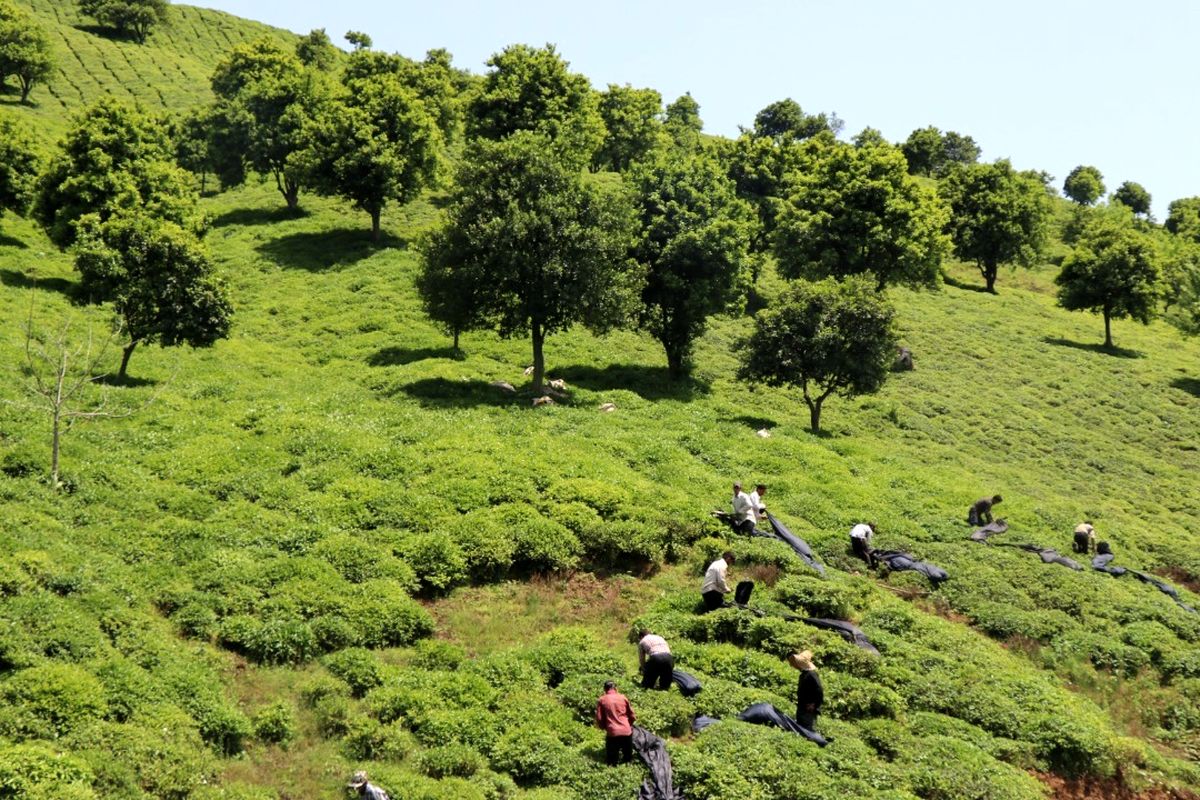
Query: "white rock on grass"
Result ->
[[490, 381, 516, 393], [599, 403, 617, 412], [756, 428, 771, 438]]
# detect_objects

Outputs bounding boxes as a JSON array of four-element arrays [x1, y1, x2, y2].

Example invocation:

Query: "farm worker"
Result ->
[[749, 483, 768, 520], [968, 495, 1003, 525], [732, 483, 756, 534], [596, 680, 636, 765], [347, 770, 391, 800], [701, 551, 735, 611], [788, 650, 824, 731], [637, 629, 674, 691], [849, 522, 877, 568], [1073, 521, 1096, 554]]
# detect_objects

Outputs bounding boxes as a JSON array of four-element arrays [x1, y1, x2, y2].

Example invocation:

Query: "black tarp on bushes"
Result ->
[[874, 550, 949, 587], [798, 618, 881, 656], [765, 513, 826, 575], [671, 670, 702, 697], [1092, 552, 1126, 576], [735, 703, 828, 746], [632, 726, 683, 800], [970, 520, 1009, 542], [996, 542, 1082, 571]]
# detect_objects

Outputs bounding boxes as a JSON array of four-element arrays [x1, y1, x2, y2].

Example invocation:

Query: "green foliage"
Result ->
[[1112, 180, 1151, 217], [1063, 165, 1106, 206], [78, 0, 168, 43], [629, 148, 755, 377], [663, 93, 702, 149], [751, 97, 841, 143], [1166, 196, 1200, 242], [73, 213, 233, 377], [738, 276, 899, 432], [251, 701, 296, 746], [294, 28, 335, 71], [417, 743, 488, 778], [773, 140, 951, 289], [418, 132, 641, 392], [939, 159, 1053, 292], [33, 98, 199, 247], [467, 44, 604, 169], [594, 84, 663, 172], [0, 663, 107, 737], [1055, 207, 1161, 347], [0, 1, 54, 102], [0, 742, 96, 798], [901, 126, 980, 177], [400, 532, 469, 594], [323, 647, 384, 697], [0, 116, 41, 218]]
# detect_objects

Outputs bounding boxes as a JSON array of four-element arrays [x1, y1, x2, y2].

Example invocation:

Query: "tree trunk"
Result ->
[[19, 77, 31, 103], [531, 321, 545, 395], [1104, 307, 1113, 349], [666, 349, 686, 381], [807, 397, 823, 433], [370, 208, 381, 242], [983, 263, 998, 293], [118, 341, 138, 380], [452, 328, 460, 351], [200, 171, 207, 194], [50, 407, 61, 488]]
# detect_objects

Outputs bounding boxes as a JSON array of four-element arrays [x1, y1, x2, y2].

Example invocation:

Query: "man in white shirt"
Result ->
[[637, 629, 674, 690], [701, 551, 735, 612], [849, 522, 876, 567], [732, 483, 756, 535], [748, 484, 768, 521]]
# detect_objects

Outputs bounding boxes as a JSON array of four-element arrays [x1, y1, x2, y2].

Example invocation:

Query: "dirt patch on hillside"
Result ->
[[1152, 566, 1200, 595], [1036, 773, 1200, 800]]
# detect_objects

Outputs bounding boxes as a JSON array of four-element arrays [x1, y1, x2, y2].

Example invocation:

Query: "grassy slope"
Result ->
[[3, 4, 1200, 799]]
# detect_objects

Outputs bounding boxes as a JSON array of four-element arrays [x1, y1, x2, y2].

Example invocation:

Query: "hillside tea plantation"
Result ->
[[3, 3, 1200, 799]]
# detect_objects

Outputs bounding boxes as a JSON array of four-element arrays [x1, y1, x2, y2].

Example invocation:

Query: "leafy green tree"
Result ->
[[467, 44, 604, 169], [902, 126, 979, 176], [1162, 237, 1200, 336], [663, 93, 702, 149], [1063, 165, 1105, 205], [295, 28, 336, 71], [594, 83, 662, 172], [1110, 181, 1151, 218], [1165, 196, 1200, 245], [1055, 209, 1160, 348], [721, 133, 803, 254], [630, 149, 754, 378], [0, 1, 55, 103], [167, 106, 216, 193], [344, 30, 372, 51], [343, 47, 463, 144], [73, 214, 232, 378], [939, 159, 1052, 292], [34, 98, 198, 247], [738, 277, 898, 433], [210, 38, 327, 209], [414, 255, 483, 351], [78, 0, 168, 43], [418, 133, 641, 393], [299, 73, 442, 240], [0, 116, 41, 219], [773, 140, 951, 290], [852, 127, 888, 148], [751, 98, 841, 143]]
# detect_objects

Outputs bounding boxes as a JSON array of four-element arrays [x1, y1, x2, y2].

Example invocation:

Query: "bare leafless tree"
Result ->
[[16, 297, 157, 488]]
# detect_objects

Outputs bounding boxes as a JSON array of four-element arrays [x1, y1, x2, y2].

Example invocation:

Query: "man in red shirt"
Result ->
[[595, 680, 636, 766]]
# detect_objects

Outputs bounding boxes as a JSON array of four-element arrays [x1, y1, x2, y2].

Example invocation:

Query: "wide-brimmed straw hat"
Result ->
[[787, 650, 814, 670], [347, 771, 369, 788]]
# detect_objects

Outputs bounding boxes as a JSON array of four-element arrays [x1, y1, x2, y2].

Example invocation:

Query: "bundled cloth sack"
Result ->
[[1092, 551, 1126, 576], [874, 550, 949, 587], [671, 670, 702, 698], [798, 618, 881, 657], [970, 520, 1009, 542], [632, 726, 684, 800], [765, 513, 826, 575]]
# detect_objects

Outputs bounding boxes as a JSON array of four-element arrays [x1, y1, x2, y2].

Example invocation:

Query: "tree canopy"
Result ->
[[594, 84, 663, 172], [738, 277, 898, 433], [773, 140, 950, 290], [1165, 197, 1200, 242], [750, 98, 841, 143], [1112, 180, 1151, 217], [34, 98, 198, 247], [0, 115, 41, 219], [939, 159, 1052, 292], [466, 44, 604, 169], [901, 126, 980, 177], [79, 0, 169, 43], [418, 133, 641, 393], [73, 214, 232, 378], [663, 93, 703, 149], [0, 0, 54, 102], [1055, 209, 1160, 348], [295, 28, 337, 71], [1063, 165, 1105, 206], [629, 149, 754, 378]]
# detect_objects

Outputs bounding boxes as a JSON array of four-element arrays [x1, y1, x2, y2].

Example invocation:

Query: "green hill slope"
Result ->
[[2, 0, 295, 134], [3, 4, 1200, 799]]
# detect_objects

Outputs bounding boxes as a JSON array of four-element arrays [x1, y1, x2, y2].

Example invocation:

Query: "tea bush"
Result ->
[[251, 701, 297, 746]]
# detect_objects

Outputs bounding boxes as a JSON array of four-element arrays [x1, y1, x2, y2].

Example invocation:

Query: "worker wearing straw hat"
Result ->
[[788, 650, 824, 731]]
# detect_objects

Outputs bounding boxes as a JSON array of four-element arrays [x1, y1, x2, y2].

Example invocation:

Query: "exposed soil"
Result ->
[[1036, 772, 1200, 800], [1152, 566, 1200, 595]]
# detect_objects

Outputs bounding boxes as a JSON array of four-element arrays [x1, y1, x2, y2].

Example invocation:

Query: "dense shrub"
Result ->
[[490, 726, 586, 785], [417, 743, 488, 778], [340, 716, 414, 761], [323, 647, 385, 697], [773, 575, 863, 619], [311, 533, 416, 587], [248, 618, 318, 665], [252, 701, 296, 746], [402, 532, 469, 593], [443, 511, 517, 581], [0, 663, 108, 737], [0, 742, 96, 798], [412, 639, 467, 672], [523, 628, 623, 687]]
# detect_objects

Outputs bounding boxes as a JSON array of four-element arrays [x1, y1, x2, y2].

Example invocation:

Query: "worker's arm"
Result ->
[[637, 642, 645, 669], [595, 702, 603, 729], [717, 565, 730, 594], [626, 699, 635, 723]]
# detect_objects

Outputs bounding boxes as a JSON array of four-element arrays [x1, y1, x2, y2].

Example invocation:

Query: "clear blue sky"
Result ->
[[197, 0, 1198, 219]]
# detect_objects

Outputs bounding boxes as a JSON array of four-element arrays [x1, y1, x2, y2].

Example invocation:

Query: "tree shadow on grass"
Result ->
[[0, 232, 29, 249], [553, 364, 710, 401], [257, 228, 407, 271], [942, 274, 993, 294], [730, 415, 777, 431], [1042, 336, 1143, 359], [211, 206, 309, 228], [0, 269, 75, 297], [94, 373, 157, 388], [391, 377, 519, 408], [1170, 377, 1200, 398], [368, 345, 463, 366]]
